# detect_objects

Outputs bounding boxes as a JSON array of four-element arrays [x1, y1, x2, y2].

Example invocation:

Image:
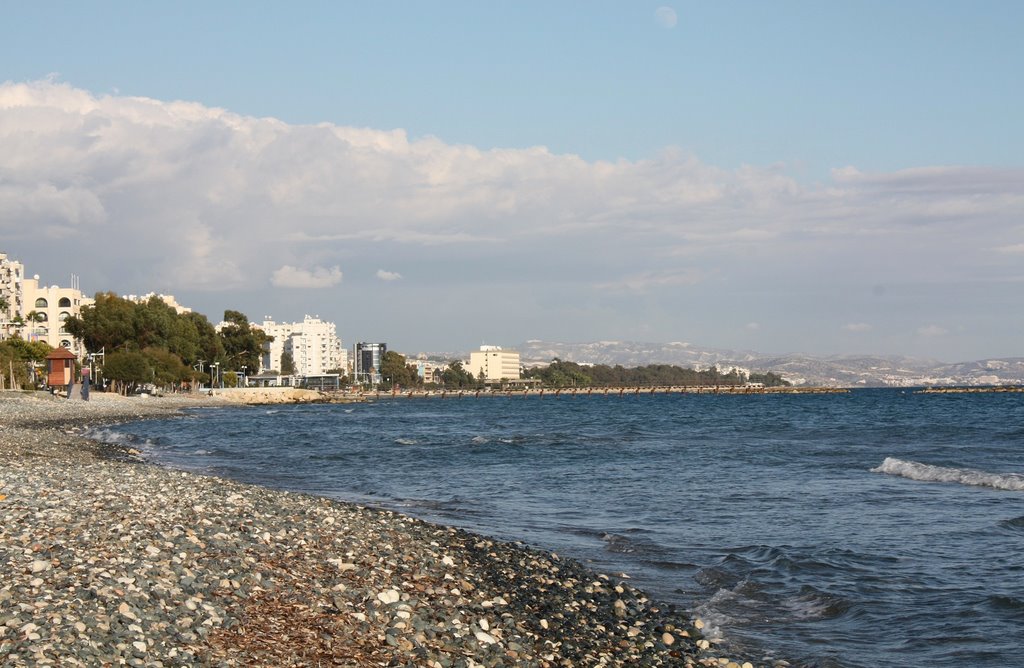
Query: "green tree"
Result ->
[[0, 338, 52, 388], [219, 310, 269, 372], [103, 351, 152, 394], [380, 350, 419, 388], [64, 292, 137, 353], [440, 360, 475, 388], [141, 347, 192, 387], [184, 312, 225, 365], [280, 350, 296, 375]]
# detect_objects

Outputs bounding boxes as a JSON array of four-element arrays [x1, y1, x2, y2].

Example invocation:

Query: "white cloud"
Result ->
[[843, 323, 873, 332], [917, 325, 948, 338], [1, 80, 1022, 358], [598, 268, 705, 293], [270, 265, 343, 288], [655, 6, 678, 28], [376, 269, 402, 281]]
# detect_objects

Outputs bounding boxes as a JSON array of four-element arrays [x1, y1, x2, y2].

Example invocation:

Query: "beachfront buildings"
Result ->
[[256, 315, 345, 377], [0, 252, 24, 338], [467, 345, 522, 382], [1, 251, 88, 356], [414, 355, 445, 384], [354, 342, 386, 385]]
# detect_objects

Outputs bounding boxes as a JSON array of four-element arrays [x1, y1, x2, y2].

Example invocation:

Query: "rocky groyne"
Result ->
[[0, 391, 770, 667]]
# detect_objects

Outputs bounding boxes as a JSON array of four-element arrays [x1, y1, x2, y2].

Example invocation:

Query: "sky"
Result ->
[[1, 1, 1022, 362]]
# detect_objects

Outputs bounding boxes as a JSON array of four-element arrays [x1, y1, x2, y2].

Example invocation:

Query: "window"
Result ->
[[36, 312, 48, 322], [59, 312, 70, 321], [58, 297, 71, 307], [35, 298, 48, 308], [61, 340, 72, 348]]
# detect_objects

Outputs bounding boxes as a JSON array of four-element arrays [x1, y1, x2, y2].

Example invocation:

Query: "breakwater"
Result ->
[[355, 385, 847, 400], [917, 385, 1024, 394]]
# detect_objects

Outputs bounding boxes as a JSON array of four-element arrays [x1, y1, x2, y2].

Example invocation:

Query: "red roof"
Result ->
[[45, 348, 77, 360]]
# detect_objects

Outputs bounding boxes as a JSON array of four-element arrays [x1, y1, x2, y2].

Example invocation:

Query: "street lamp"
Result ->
[[240, 365, 247, 388]]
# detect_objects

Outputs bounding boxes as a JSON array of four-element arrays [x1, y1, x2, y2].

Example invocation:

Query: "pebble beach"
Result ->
[[1, 391, 766, 667]]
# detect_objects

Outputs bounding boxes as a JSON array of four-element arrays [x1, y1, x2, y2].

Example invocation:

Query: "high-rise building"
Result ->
[[0, 252, 25, 338], [354, 342, 387, 384], [255, 315, 345, 377]]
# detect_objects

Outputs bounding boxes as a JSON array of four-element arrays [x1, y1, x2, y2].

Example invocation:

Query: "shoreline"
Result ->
[[0, 392, 768, 667]]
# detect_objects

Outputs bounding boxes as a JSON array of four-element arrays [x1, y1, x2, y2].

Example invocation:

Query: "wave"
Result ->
[[394, 437, 418, 446], [999, 515, 1024, 532], [871, 457, 1024, 492]]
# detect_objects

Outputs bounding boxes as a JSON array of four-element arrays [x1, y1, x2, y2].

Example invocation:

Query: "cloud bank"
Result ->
[[270, 265, 343, 289], [1, 80, 1021, 357]]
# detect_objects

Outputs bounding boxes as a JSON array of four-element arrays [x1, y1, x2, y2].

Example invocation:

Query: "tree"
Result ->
[[64, 293, 227, 372], [141, 347, 192, 387], [380, 350, 419, 388], [0, 338, 52, 388], [64, 292, 137, 353], [103, 351, 152, 394], [441, 360, 475, 388], [219, 310, 269, 373], [280, 350, 296, 375]]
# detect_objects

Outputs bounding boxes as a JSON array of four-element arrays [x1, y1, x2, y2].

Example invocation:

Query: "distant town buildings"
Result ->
[[467, 345, 521, 382], [1, 251, 88, 356], [414, 355, 445, 384], [255, 315, 345, 377]]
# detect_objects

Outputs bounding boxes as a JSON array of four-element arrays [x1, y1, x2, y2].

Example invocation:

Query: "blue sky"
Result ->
[[2, 2, 1022, 361]]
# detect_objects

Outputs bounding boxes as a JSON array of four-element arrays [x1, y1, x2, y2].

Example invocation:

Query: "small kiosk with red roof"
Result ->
[[45, 348, 77, 396]]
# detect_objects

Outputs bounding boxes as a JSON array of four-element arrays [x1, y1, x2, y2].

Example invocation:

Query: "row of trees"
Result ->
[[376, 352, 480, 389], [0, 338, 52, 389], [370, 354, 789, 391], [62, 294, 269, 393], [522, 359, 789, 388]]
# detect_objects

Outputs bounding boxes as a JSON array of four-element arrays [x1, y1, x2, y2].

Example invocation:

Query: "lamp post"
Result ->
[[213, 362, 221, 389], [240, 365, 247, 388]]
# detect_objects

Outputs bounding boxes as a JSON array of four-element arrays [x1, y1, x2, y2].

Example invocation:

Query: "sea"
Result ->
[[89, 388, 1024, 667]]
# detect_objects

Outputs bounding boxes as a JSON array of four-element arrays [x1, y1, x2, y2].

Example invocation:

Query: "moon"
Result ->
[[655, 6, 678, 28]]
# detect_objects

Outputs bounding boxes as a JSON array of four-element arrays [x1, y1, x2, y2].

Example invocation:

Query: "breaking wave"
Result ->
[[871, 457, 1024, 492]]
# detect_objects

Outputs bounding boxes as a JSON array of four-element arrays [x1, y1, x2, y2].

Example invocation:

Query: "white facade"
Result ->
[[123, 293, 192, 314], [256, 315, 345, 377], [467, 345, 521, 382], [0, 252, 24, 338], [1, 252, 87, 356]]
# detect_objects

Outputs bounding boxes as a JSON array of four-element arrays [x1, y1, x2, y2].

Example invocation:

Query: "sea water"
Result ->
[[91, 388, 1024, 667]]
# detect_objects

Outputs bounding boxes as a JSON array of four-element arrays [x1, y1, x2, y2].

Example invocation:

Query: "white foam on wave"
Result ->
[[871, 457, 1024, 492], [394, 437, 418, 446], [83, 427, 132, 445]]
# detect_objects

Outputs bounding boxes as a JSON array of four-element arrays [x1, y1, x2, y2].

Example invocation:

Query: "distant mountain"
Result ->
[[513, 340, 1024, 388]]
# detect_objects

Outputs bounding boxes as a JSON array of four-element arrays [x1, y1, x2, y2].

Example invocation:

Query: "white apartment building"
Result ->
[[123, 293, 192, 315], [1, 252, 87, 356], [467, 345, 521, 382], [0, 252, 25, 337], [256, 315, 345, 377]]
